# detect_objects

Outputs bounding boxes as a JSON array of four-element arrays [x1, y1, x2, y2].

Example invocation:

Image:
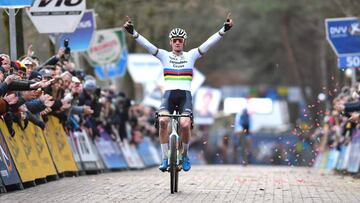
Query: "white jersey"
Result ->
[[134, 27, 225, 91]]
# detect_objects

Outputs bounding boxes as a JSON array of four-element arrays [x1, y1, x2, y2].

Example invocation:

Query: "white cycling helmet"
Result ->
[[169, 28, 187, 39]]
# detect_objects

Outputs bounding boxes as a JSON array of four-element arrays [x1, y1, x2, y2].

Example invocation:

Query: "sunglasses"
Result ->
[[172, 38, 184, 43]]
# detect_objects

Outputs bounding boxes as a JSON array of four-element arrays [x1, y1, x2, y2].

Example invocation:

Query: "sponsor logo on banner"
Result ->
[[87, 28, 128, 79], [26, 0, 86, 33], [0, 0, 33, 7]]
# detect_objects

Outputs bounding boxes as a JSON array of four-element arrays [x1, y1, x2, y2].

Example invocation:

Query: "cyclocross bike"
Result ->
[[158, 110, 190, 194]]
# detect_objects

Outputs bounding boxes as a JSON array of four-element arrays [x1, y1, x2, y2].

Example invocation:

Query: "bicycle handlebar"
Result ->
[[157, 114, 191, 118]]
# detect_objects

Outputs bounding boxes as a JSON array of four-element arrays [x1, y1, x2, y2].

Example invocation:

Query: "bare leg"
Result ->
[[180, 116, 191, 156], [159, 111, 170, 159]]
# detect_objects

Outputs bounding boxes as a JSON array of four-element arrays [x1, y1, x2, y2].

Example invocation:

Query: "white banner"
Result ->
[[194, 87, 222, 125], [127, 53, 163, 84], [26, 0, 86, 33], [73, 130, 99, 170]]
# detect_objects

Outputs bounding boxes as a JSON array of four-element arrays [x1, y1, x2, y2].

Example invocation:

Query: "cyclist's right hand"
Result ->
[[224, 13, 234, 32], [123, 16, 135, 35]]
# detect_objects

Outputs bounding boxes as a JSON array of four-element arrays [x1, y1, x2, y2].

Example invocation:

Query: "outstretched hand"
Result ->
[[123, 16, 135, 35], [224, 12, 234, 32]]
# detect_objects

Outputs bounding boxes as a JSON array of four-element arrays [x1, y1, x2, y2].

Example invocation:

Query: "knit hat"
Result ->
[[83, 79, 97, 91]]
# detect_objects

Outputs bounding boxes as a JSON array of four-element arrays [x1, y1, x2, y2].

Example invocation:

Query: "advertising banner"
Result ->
[[118, 139, 144, 169], [193, 87, 222, 125], [26, 0, 86, 33], [94, 130, 127, 169], [45, 116, 78, 173], [27, 123, 57, 177], [14, 124, 44, 179], [137, 137, 159, 167], [68, 132, 82, 170], [0, 128, 21, 186], [336, 144, 351, 170], [87, 28, 128, 79], [73, 130, 99, 170], [56, 10, 96, 52], [0, 0, 33, 8], [127, 53, 162, 84], [0, 121, 35, 182], [326, 148, 340, 170], [347, 134, 360, 173]]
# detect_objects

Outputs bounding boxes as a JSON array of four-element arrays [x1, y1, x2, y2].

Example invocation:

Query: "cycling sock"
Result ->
[[161, 144, 169, 160], [182, 143, 189, 156]]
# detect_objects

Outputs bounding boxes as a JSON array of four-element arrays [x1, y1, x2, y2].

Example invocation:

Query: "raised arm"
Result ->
[[123, 16, 159, 56], [198, 13, 234, 55]]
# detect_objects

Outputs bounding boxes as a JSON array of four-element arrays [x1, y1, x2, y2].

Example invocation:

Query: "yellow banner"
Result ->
[[0, 120, 35, 182], [26, 123, 57, 177], [13, 123, 44, 180], [44, 116, 78, 173]]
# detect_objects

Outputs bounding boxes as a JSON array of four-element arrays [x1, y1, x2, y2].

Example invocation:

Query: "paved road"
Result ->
[[1, 165, 360, 202]]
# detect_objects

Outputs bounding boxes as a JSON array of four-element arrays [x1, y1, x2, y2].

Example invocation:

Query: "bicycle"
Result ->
[[157, 111, 190, 194]]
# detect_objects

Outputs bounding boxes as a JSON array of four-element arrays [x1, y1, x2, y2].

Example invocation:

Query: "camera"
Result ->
[[63, 38, 71, 60]]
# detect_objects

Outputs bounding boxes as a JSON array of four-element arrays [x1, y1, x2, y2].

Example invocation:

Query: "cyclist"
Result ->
[[123, 14, 233, 172]]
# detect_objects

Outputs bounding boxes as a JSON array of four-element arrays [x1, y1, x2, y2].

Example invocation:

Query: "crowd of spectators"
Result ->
[[308, 83, 360, 167], [0, 46, 157, 146]]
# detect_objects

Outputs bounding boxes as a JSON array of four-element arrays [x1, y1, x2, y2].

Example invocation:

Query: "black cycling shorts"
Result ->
[[159, 90, 192, 114]]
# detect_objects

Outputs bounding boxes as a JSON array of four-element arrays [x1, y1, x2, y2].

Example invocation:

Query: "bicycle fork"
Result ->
[[169, 133, 181, 169]]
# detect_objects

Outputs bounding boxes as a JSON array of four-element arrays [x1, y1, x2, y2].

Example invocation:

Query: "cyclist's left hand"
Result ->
[[224, 13, 234, 32]]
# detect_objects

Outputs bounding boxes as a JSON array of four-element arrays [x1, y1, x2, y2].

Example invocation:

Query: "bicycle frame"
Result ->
[[157, 111, 190, 194]]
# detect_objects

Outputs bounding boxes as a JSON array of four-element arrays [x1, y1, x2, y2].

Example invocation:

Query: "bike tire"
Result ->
[[170, 135, 177, 194], [175, 166, 179, 192]]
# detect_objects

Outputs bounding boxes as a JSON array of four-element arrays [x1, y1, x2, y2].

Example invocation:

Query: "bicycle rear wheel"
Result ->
[[170, 135, 177, 194]]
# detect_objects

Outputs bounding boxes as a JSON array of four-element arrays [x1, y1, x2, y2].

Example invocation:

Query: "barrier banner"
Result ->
[[73, 130, 99, 170], [137, 137, 159, 167], [129, 143, 145, 168], [347, 134, 360, 173], [326, 148, 339, 170], [45, 117, 78, 173], [14, 124, 44, 180], [148, 140, 161, 165], [68, 132, 82, 171], [118, 139, 144, 169], [0, 128, 21, 186], [94, 130, 127, 169], [0, 121, 35, 182], [28, 123, 57, 177], [336, 144, 351, 170], [88, 135, 105, 170]]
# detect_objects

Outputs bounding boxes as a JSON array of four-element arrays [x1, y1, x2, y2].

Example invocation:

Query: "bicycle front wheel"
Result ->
[[169, 135, 177, 194]]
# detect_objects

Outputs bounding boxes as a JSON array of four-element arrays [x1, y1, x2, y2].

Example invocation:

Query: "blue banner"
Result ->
[[347, 134, 360, 173], [326, 17, 360, 56], [137, 137, 158, 167], [94, 130, 127, 169], [0, 130, 21, 186], [0, 0, 33, 7], [58, 10, 95, 52]]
